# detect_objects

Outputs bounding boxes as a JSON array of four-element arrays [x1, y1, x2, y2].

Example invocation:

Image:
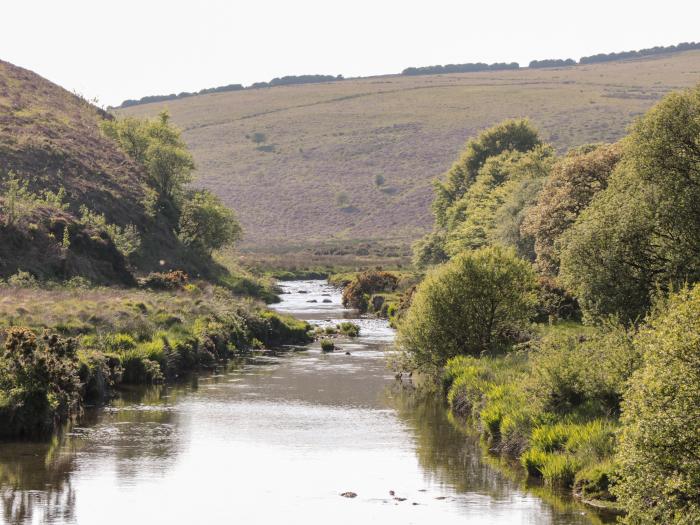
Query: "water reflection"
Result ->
[[387, 387, 615, 524], [0, 435, 76, 524], [0, 280, 613, 524]]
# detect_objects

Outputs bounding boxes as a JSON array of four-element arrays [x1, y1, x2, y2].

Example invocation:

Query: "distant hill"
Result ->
[[116, 74, 344, 109], [118, 50, 700, 250], [0, 59, 209, 281]]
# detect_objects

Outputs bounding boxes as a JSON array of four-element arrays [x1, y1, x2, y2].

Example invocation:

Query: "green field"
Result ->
[[120, 51, 700, 249]]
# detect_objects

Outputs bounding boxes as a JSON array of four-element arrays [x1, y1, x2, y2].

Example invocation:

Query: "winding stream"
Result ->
[[0, 280, 612, 524]]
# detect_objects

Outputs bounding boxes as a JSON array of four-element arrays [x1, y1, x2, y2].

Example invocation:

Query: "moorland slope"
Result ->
[[120, 50, 700, 249]]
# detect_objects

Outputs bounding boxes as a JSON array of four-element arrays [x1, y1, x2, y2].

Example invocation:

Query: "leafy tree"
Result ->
[[374, 174, 385, 187], [411, 230, 449, 269], [178, 190, 242, 254], [432, 119, 541, 227], [398, 246, 537, 368], [444, 145, 554, 258], [522, 143, 621, 275], [614, 285, 700, 522], [79, 206, 141, 258], [1, 171, 68, 226], [101, 111, 194, 205], [559, 86, 700, 322]]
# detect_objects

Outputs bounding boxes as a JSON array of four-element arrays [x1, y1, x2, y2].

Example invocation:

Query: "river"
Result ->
[[0, 280, 613, 524]]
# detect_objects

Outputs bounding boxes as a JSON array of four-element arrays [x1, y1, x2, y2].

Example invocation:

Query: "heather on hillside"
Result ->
[[118, 50, 700, 247]]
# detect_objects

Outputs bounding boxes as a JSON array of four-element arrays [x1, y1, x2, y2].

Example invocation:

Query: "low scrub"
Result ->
[[0, 282, 313, 437], [341, 270, 398, 313], [0, 328, 82, 438]]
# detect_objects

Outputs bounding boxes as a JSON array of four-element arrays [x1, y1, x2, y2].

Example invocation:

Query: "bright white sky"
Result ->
[[2, 0, 699, 107]]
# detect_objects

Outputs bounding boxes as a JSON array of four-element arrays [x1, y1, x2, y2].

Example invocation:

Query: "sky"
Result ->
[[2, 0, 699, 107]]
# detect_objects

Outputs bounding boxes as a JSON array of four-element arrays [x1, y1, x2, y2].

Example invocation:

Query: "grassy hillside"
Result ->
[[119, 50, 700, 250], [0, 59, 223, 280]]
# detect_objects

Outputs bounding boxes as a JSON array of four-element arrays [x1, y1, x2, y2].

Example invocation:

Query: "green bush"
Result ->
[[528, 323, 638, 417], [398, 246, 537, 368], [521, 448, 549, 477], [320, 339, 335, 352], [574, 460, 617, 502], [120, 349, 164, 384], [342, 270, 398, 313], [337, 322, 360, 337], [614, 285, 700, 523], [250, 311, 312, 347], [539, 454, 582, 487], [0, 328, 81, 437], [103, 333, 137, 352], [7, 270, 37, 288]]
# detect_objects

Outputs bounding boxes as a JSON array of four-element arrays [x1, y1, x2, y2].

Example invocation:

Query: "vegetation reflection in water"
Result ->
[[0, 282, 615, 525], [385, 385, 617, 524]]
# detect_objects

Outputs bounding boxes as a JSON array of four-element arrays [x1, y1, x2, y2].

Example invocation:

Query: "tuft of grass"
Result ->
[[320, 339, 335, 352], [539, 454, 583, 488], [337, 322, 360, 337]]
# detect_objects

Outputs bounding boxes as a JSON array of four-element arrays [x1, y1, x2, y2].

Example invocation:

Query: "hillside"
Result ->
[[0, 59, 211, 281], [119, 50, 700, 249]]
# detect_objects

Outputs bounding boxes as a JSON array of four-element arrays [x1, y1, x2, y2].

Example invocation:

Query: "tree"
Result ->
[[614, 285, 700, 523], [397, 246, 537, 369], [432, 119, 541, 227], [411, 230, 448, 269], [522, 143, 621, 275], [374, 174, 385, 187], [559, 86, 700, 322], [443, 145, 554, 258], [177, 190, 242, 254], [101, 111, 194, 205]]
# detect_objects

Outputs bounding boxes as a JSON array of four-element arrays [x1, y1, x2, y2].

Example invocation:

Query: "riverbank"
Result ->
[[435, 322, 633, 513], [0, 280, 312, 438]]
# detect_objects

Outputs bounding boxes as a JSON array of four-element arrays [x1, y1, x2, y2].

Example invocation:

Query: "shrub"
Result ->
[[397, 246, 537, 368], [613, 285, 700, 523], [178, 189, 242, 254], [139, 270, 189, 290], [320, 339, 335, 352], [337, 322, 360, 337], [0, 328, 81, 437], [528, 323, 638, 417], [120, 348, 164, 384], [539, 454, 583, 487], [103, 333, 137, 352], [574, 460, 617, 502], [531, 423, 572, 453], [521, 448, 549, 477], [559, 86, 700, 322], [7, 270, 38, 288], [249, 311, 312, 347], [341, 270, 399, 313]]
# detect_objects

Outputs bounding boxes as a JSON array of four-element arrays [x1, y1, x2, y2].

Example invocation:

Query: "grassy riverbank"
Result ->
[[0, 280, 311, 438], [441, 320, 632, 506]]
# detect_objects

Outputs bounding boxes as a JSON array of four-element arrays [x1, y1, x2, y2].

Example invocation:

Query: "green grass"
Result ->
[[120, 51, 700, 249], [444, 344, 622, 497]]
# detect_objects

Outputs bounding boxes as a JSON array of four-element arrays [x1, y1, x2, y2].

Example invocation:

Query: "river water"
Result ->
[[0, 280, 612, 524]]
